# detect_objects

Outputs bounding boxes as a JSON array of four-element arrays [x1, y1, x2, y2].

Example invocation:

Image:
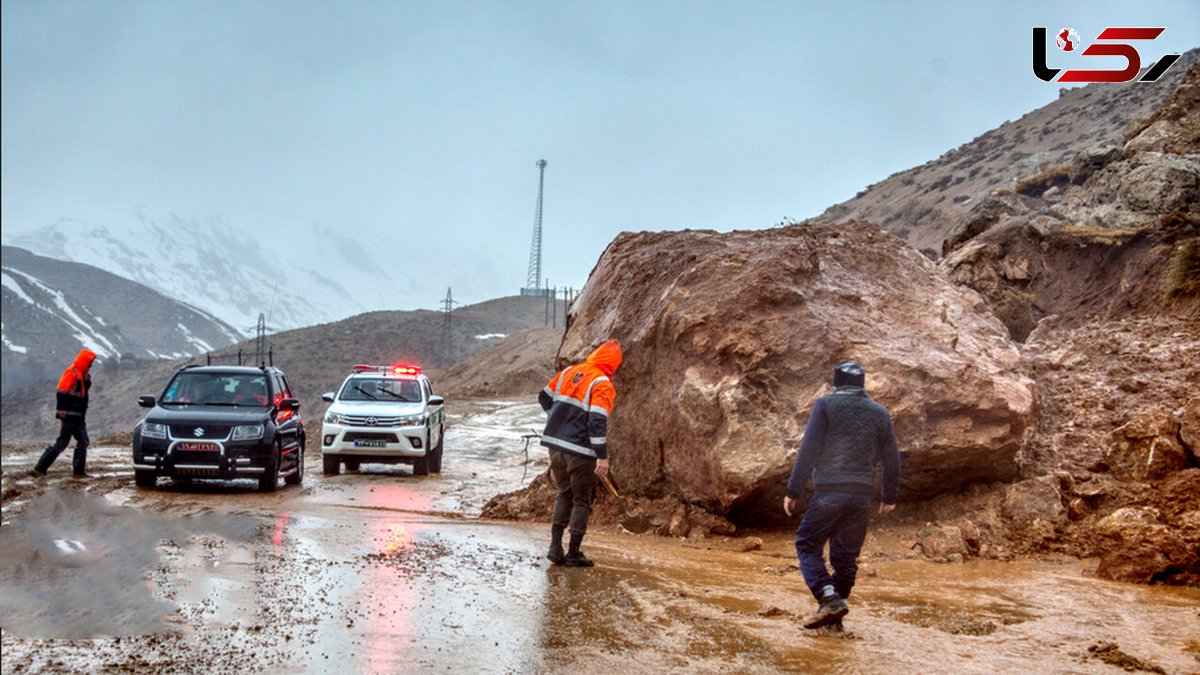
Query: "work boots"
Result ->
[[802, 587, 849, 629], [563, 533, 595, 568], [547, 526, 566, 565]]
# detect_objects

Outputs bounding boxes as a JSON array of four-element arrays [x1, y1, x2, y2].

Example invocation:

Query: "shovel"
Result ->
[[599, 473, 652, 534]]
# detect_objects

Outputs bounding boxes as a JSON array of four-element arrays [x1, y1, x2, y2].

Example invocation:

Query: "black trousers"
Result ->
[[36, 416, 89, 475], [549, 448, 598, 536]]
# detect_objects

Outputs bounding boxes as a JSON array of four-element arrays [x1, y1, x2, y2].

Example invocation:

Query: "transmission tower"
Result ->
[[254, 313, 268, 367], [521, 159, 548, 296], [440, 287, 458, 365]]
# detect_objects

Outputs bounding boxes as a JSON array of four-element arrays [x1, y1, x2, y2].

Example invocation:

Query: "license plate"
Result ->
[[354, 439, 388, 448], [177, 442, 219, 452]]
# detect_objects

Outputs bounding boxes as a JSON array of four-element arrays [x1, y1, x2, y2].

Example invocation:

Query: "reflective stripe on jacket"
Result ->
[[538, 340, 621, 460]]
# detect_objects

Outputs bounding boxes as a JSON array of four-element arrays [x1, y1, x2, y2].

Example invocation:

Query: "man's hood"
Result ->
[[586, 340, 622, 376], [73, 349, 97, 373]]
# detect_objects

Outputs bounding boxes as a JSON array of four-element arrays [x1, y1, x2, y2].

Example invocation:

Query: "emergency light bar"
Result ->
[[351, 363, 422, 375]]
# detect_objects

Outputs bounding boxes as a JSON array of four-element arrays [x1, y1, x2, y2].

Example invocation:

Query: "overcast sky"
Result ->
[[3, 0, 1198, 306]]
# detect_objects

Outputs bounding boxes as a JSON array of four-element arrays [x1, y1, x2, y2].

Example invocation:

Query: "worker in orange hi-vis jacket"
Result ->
[[34, 349, 97, 477], [537, 339, 622, 568]]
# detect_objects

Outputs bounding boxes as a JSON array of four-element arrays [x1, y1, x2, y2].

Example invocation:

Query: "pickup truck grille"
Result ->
[[342, 415, 404, 427]]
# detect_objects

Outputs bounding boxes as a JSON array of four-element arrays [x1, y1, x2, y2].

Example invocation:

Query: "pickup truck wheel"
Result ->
[[135, 470, 157, 488], [431, 426, 444, 474], [285, 442, 304, 485], [259, 440, 280, 492], [323, 454, 341, 476], [413, 434, 431, 476]]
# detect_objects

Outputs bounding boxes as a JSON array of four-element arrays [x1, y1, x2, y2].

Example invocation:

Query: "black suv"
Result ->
[[132, 365, 305, 492]]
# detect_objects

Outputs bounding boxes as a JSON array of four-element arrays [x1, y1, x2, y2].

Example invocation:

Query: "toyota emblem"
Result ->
[[193, 427, 205, 437], [366, 417, 377, 426]]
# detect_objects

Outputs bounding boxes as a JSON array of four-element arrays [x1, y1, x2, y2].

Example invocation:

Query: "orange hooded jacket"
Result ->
[[56, 349, 96, 417], [538, 340, 622, 460]]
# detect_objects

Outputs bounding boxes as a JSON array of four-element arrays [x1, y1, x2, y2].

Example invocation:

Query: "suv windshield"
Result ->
[[162, 372, 271, 407], [339, 377, 423, 402]]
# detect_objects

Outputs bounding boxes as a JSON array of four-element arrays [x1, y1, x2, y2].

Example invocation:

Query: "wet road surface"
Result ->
[[3, 400, 1199, 673]]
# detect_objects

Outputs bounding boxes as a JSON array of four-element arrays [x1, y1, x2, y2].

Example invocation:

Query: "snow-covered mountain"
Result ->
[[2, 214, 421, 333], [1, 245, 242, 394]]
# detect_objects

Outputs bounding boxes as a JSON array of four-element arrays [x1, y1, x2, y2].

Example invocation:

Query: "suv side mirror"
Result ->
[[280, 398, 301, 411], [322, 392, 335, 402], [138, 395, 156, 408], [428, 395, 445, 407]]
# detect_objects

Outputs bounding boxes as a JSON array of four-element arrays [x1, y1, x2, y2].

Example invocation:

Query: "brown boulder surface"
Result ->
[[498, 221, 1035, 522], [1107, 410, 1192, 481]]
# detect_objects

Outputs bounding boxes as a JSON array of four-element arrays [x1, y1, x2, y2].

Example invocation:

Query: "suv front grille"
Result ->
[[170, 425, 231, 439], [342, 415, 405, 427]]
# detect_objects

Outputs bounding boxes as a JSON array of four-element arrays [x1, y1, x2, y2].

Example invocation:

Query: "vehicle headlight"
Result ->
[[397, 414, 427, 427], [324, 411, 343, 425], [232, 424, 264, 441], [142, 422, 167, 439]]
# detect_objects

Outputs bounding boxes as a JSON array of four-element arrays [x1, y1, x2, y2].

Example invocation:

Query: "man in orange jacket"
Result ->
[[34, 349, 97, 477], [538, 339, 622, 568]]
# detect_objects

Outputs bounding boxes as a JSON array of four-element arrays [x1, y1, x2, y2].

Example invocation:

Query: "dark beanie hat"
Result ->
[[833, 360, 865, 387]]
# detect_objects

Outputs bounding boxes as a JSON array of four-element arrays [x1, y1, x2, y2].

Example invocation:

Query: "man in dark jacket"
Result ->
[[784, 359, 901, 629], [538, 339, 622, 568], [35, 349, 97, 477]]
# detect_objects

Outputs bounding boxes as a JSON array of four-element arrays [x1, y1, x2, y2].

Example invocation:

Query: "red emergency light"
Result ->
[[351, 363, 421, 375]]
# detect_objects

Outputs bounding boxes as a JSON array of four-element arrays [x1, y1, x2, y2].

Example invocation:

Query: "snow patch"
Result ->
[[176, 322, 214, 353], [1, 270, 36, 305], [3, 268, 116, 358], [475, 333, 507, 340], [1, 322, 29, 354]]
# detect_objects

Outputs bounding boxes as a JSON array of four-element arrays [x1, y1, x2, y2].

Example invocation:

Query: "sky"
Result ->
[[3, 0, 1198, 309]]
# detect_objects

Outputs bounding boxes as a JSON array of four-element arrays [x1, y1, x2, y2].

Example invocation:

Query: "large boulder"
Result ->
[[1106, 410, 1193, 481], [553, 221, 1035, 516], [1093, 506, 1194, 583]]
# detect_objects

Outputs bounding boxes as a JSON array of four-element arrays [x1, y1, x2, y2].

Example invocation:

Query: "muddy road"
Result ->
[[3, 400, 1199, 673]]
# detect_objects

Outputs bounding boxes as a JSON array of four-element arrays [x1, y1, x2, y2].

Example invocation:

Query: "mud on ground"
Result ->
[[3, 401, 1199, 673]]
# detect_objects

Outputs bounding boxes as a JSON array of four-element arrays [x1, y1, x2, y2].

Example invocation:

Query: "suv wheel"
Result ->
[[259, 439, 280, 492], [135, 470, 157, 488], [285, 442, 304, 486], [345, 459, 361, 472], [323, 454, 341, 476]]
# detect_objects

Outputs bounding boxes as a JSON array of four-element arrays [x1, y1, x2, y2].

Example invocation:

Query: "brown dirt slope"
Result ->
[[812, 49, 1198, 256], [436, 326, 561, 399]]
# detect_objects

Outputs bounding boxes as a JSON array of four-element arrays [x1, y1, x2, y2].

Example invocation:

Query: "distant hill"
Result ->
[[812, 49, 1199, 255], [0, 295, 560, 440], [1, 215, 419, 332], [1, 246, 241, 395]]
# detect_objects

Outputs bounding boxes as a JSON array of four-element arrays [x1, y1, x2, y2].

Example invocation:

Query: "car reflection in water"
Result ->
[[363, 485, 428, 672]]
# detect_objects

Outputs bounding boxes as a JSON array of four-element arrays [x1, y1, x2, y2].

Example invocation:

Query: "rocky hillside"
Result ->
[[812, 49, 1199, 256], [1, 246, 241, 394], [487, 62, 1200, 586], [0, 295, 552, 440]]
